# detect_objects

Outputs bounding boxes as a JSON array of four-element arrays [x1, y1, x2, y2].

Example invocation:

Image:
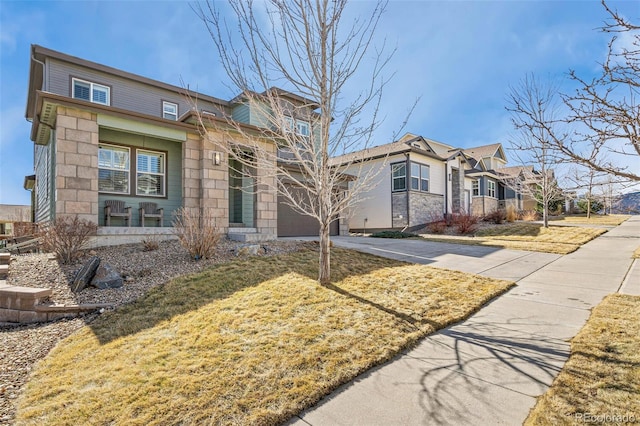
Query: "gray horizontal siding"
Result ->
[[34, 139, 54, 223], [98, 129, 182, 227], [47, 58, 225, 120]]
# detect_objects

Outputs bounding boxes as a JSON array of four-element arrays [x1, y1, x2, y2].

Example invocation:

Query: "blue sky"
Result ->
[[1, 0, 638, 205]]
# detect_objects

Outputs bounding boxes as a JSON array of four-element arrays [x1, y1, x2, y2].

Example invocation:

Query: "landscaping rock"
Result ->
[[90, 263, 123, 289], [71, 256, 100, 292], [236, 244, 260, 256]]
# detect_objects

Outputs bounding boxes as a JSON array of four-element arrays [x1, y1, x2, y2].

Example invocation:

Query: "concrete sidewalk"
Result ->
[[288, 216, 640, 425]]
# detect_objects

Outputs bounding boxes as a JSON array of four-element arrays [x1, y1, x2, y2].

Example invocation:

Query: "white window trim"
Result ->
[[98, 144, 130, 194], [487, 180, 496, 198], [409, 161, 429, 192], [391, 163, 407, 192], [295, 120, 310, 136], [72, 78, 110, 106], [163, 101, 178, 121], [136, 149, 166, 197]]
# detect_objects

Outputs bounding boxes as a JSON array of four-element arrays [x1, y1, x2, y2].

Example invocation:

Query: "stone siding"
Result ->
[[391, 192, 408, 228], [409, 192, 444, 227], [54, 107, 99, 223], [471, 197, 499, 216]]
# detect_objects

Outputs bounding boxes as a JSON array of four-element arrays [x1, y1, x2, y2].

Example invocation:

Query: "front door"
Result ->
[[229, 158, 255, 227]]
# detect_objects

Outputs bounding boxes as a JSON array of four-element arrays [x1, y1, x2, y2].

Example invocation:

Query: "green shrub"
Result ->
[[577, 199, 604, 214], [370, 230, 417, 239]]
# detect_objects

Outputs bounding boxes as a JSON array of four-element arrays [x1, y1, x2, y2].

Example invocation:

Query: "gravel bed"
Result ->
[[0, 238, 307, 425]]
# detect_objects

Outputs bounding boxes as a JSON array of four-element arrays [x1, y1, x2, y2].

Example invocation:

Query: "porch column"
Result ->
[[54, 107, 99, 224]]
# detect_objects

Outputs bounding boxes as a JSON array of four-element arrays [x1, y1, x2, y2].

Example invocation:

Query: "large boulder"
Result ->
[[71, 256, 100, 292], [90, 263, 123, 289]]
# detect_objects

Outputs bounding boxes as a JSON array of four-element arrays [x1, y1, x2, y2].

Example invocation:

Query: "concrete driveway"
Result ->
[[327, 236, 561, 282]]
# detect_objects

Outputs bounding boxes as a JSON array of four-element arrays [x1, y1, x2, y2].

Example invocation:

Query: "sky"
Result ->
[[1, 0, 638, 205]]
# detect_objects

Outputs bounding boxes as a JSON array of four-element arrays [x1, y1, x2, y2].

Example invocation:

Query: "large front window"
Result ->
[[98, 145, 130, 194], [98, 144, 166, 197], [72, 78, 110, 105], [392, 163, 406, 191], [136, 150, 165, 196]]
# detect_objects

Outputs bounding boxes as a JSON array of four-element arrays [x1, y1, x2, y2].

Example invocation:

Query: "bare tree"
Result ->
[[192, 0, 404, 284], [556, 1, 639, 181], [564, 165, 609, 218], [505, 74, 567, 228]]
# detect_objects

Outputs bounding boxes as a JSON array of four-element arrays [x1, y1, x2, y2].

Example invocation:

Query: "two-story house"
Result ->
[[24, 45, 343, 244], [462, 144, 523, 215]]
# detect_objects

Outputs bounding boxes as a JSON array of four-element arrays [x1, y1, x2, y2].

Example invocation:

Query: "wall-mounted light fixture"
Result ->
[[212, 151, 222, 166], [448, 173, 452, 181]]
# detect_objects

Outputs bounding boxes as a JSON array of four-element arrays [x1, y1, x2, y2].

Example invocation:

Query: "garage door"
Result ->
[[277, 189, 339, 237]]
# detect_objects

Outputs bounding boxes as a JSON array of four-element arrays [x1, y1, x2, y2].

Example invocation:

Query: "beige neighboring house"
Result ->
[[333, 133, 476, 232], [23, 45, 347, 245], [334, 134, 530, 232], [0, 205, 32, 238]]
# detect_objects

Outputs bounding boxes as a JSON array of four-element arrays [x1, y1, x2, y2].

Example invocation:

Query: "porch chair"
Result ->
[[139, 202, 164, 227], [104, 200, 132, 227]]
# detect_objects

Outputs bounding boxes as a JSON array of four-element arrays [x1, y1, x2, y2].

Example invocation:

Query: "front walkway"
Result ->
[[288, 216, 640, 425]]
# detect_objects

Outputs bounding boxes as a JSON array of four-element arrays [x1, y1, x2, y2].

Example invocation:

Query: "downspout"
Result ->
[[26, 54, 47, 124], [404, 153, 410, 230], [443, 159, 448, 217]]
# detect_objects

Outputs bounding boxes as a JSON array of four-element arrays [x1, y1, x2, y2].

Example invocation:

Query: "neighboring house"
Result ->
[[24, 45, 343, 243], [0, 205, 32, 240], [334, 133, 476, 231], [334, 134, 533, 231], [496, 165, 539, 211], [462, 144, 525, 216]]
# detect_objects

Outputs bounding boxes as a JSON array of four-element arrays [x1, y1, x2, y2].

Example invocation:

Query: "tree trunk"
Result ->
[[543, 203, 549, 228], [318, 223, 331, 285]]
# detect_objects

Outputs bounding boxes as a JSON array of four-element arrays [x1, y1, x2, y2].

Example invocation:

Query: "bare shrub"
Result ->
[[520, 210, 539, 221], [451, 212, 479, 235], [483, 209, 507, 224], [425, 212, 447, 234], [506, 205, 517, 223], [39, 216, 98, 264], [172, 208, 221, 260], [141, 234, 160, 251]]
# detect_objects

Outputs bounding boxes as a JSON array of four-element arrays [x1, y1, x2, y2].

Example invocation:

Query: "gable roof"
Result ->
[[330, 134, 444, 166], [463, 143, 506, 162]]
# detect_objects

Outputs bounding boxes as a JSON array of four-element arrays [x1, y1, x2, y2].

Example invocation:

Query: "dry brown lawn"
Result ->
[[421, 223, 606, 254], [550, 214, 630, 226], [633, 246, 640, 259], [525, 294, 640, 425], [16, 247, 513, 426]]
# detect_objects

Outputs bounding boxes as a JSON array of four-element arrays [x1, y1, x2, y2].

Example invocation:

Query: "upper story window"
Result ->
[[487, 180, 496, 198], [410, 162, 429, 192], [163, 101, 178, 120], [72, 78, 110, 106], [98, 144, 130, 194], [137, 150, 166, 197], [392, 163, 406, 191], [472, 180, 479, 196], [283, 116, 310, 136], [296, 120, 310, 136]]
